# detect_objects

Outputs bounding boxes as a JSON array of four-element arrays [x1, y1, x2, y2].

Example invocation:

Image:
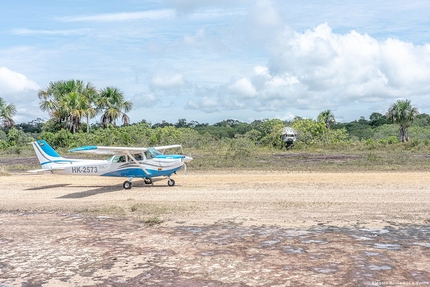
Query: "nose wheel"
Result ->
[[168, 179, 175, 186]]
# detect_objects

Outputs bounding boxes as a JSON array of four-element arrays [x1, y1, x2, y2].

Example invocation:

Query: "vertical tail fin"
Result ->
[[31, 140, 64, 169]]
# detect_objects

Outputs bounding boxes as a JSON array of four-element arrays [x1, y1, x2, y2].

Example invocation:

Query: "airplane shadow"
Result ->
[[57, 181, 169, 199], [26, 184, 71, 191], [25, 180, 177, 199], [57, 185, 122, 199]]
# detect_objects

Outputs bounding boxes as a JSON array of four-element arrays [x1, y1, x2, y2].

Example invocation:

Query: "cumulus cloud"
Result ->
[[0, 67, 40, 97], [198, 23, 430, 115], [228, 78, 257, 98], [0, 67, 43, 122]]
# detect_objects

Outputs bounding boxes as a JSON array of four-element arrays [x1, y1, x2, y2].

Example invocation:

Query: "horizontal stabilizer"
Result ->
[[27, 169, 47, 173]]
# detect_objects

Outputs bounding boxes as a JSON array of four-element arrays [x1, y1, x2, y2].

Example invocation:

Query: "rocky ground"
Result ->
[[1, 170, 430, 286]]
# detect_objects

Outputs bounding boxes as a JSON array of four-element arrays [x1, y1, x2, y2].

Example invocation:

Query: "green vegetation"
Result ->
[[1, 115, 430, 172], [37, 80, 132, 133], [386, 99, 419, 142], [0, 97, 17, 128], [1, 89, 429, 172], [317, 109, 336, 129], [142, 217, 164, 226]]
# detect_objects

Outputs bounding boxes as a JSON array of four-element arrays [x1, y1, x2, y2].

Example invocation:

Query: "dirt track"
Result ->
[[1, 171, 430, 286]]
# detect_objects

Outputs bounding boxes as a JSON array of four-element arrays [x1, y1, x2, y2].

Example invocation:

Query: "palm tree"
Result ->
[[82, 82, 98, 133], [97, 87, 133, 128], [38, 80, 69, 126], [317, 109, 336, 129], [0, 97, 17, 128], [386, 99, 419, 142], [38, 80, 98, 133]]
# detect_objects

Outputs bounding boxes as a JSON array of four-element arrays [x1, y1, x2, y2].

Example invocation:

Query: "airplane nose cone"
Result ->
[[183, 156, 193, 162]]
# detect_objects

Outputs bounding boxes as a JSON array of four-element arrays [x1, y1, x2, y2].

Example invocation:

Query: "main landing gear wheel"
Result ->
[[123, 181, 132, 189], [144, 178, 152, 185], [168, 179, 175, 186]]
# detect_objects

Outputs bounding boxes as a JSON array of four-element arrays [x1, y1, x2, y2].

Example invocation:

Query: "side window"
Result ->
[[134, 153, 143, 161], [113, 155, 127, 163]]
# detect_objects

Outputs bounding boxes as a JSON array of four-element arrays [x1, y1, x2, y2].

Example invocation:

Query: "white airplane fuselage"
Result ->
[[31, 140, 191, 188]]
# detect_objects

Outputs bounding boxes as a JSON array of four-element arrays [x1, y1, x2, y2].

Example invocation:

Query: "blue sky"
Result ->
[[1, 0, 430, 125]]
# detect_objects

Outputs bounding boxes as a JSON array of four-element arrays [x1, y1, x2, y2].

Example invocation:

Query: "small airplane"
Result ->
[[30, 140, 193, 189]]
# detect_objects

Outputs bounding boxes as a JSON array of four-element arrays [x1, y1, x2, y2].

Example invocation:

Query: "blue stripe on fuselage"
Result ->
[[40, 159, 76, 166], [101, 166, 182, 178]]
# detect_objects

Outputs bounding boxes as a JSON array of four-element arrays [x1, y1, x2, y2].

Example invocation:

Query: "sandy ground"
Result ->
[[1, 171, 430, 286]]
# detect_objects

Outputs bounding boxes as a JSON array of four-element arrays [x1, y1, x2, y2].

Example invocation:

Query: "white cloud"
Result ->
[[211, 23, 430, 115], [57, 10, 176, 22], [151, 73, 185, 89], [133, 93, 158, 108], [4, 0, 430, 124], [186, 94, 219, 113], [252, 0, 282, 28], [169, 0, 248, 14], [12, 28, 92, 36], [0, 67, 40, 95], [0, 67, 44, 122], [379, 39, 430, 87], [228, 78, 257, 98], [254, 65, 269, 76]]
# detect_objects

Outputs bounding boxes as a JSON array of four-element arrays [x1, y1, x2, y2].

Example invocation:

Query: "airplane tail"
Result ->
[[31, 140, 65, 170]]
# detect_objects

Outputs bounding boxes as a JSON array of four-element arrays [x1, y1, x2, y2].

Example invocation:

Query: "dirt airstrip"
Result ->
[[1, 170, 430, 286]]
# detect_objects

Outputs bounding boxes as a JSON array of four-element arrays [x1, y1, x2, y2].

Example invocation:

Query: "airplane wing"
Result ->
[[152, 144, 182, 150], [68, 145, 148, 155], [152, 144, 183, 154]]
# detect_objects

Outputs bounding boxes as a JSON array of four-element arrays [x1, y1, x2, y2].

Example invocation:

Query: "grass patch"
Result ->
[[129, 203, 171, 215], [129, 202, 193, 216], [0, 165, 10, 176], [142, 217, 164, 226], [82, 205, 127, 216]]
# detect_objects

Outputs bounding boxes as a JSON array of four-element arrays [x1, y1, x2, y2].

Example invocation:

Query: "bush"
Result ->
[[0, 140, 8, 149]]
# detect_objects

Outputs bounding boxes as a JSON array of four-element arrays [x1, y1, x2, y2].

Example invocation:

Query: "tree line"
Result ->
[[0, 78, 429, 151]]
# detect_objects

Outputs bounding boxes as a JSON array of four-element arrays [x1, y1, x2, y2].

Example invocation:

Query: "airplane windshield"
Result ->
[[145, 148, 161, 159]]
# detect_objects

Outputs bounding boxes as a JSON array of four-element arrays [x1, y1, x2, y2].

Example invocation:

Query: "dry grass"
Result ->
[[0, 165, 10, 176], [189, 149, 430, 172]]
